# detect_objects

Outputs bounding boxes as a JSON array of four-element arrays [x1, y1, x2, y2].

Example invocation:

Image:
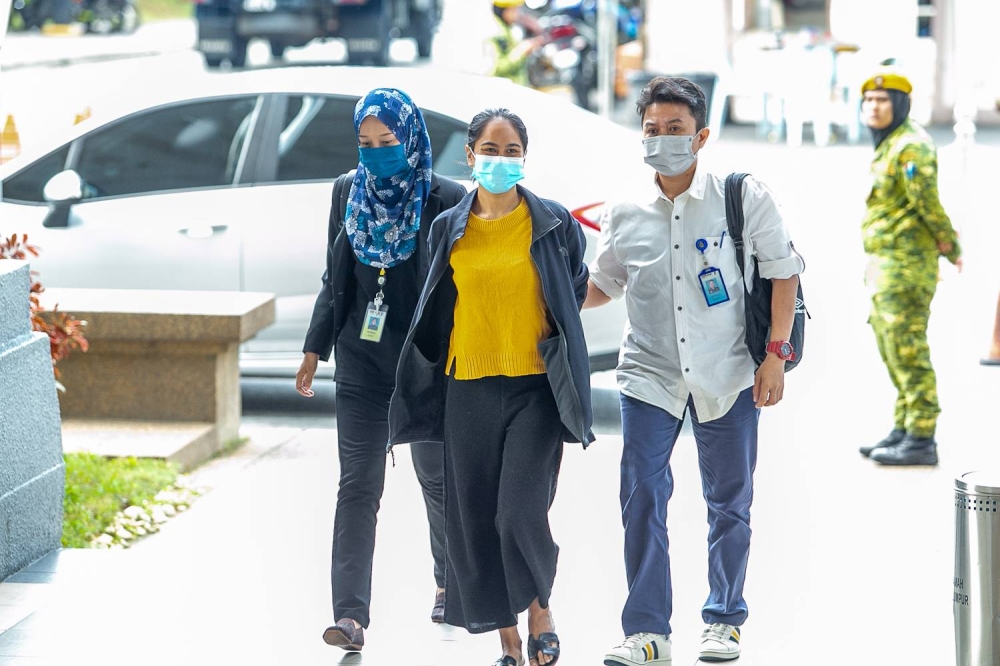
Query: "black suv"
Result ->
[[195, 0, 442, 68]]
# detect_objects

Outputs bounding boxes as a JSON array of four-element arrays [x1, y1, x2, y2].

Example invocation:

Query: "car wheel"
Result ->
[[205, 54, 224, 68], [229, 37, 248, 68], [371, 8, 391, 67], [269, 39, 287, 59], [411, 8, 434, 59]]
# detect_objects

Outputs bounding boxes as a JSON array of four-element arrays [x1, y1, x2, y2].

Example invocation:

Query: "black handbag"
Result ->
[[724, 173, 809, 371]]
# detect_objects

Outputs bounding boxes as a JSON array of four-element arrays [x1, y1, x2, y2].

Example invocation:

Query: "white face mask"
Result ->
[[642, 134, 697, 177]]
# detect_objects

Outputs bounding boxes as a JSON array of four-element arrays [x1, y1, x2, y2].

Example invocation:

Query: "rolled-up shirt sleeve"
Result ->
[[742, 177, 804, 279], [587, 205, 628, 299]]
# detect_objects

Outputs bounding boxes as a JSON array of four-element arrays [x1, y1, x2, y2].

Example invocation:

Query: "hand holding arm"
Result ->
[[583, 280, 612, 309]]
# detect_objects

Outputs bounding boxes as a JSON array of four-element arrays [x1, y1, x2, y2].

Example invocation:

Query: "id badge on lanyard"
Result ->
[[698, 267, 730, 306], [360, 268, 388, 343], [695, 236, 731, 307]]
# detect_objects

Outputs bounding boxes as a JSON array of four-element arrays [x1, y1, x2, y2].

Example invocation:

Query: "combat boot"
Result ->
[[860, 428, 906, 457], [870, 434, 938, 466]]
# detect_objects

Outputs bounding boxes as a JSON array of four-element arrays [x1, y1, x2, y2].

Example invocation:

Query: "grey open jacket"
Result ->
[[387, 185, 596, 450]]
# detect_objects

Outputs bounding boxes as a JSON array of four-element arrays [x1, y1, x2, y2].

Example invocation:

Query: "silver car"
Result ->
[[0, 66, 639, 378]]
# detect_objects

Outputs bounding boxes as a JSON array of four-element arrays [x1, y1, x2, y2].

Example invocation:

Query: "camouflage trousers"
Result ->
[[869, 284, 941, 438]]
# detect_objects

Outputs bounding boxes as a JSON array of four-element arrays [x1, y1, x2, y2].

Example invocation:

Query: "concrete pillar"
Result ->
[[0, 262, 65, 582], [596, 0, 618, 119]]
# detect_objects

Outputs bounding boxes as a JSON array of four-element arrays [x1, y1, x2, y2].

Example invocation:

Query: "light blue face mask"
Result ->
[[472, 155, 525, 194], [358, 144, 410, 179]]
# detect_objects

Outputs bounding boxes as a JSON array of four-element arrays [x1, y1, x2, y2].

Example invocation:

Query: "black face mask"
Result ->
[[869, 89, 911, 149]]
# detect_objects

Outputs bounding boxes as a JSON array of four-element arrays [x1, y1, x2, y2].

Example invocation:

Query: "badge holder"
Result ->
[[696, 237, 731, 307], [699, 267, 730, 306], [360, 268, 388, 343]]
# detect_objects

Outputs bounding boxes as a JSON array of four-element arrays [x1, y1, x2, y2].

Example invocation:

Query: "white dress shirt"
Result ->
[[589, 164, 804, 422]]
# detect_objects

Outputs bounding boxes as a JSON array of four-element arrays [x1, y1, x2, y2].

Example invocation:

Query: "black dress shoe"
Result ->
[[860, 428, 906, 457], [870, 435, 939, 466], [322, 619, 364, 651]]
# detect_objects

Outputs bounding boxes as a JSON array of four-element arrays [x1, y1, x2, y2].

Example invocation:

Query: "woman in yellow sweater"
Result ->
[[389, 108, 594, 666]]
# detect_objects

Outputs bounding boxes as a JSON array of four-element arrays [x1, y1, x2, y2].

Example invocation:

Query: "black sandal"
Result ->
[[527, 632, 560, 665], [492, 656, 521, 666]]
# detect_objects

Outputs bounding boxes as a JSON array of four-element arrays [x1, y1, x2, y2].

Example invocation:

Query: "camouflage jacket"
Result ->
[[861, 118, 961, 263], [489, 16, 529, 86]]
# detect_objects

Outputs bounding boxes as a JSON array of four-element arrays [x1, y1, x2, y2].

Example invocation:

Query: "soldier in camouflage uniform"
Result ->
[[858, 69, 962, 466], [488, 0, 539, 86]]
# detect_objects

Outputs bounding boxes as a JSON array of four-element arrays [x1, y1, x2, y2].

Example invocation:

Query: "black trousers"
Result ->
[[332, 382, 446, 628], [442, 373, 564, 633]]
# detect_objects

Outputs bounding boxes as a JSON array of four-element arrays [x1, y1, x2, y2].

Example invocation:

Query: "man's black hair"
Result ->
[[635, 76, 708, 131]]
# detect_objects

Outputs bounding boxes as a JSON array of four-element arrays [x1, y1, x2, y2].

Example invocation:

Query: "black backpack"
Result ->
[[724, 173, 809, 371]]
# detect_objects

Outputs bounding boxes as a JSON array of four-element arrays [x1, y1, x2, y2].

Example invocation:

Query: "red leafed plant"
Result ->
[[0, 234, 89, 387]]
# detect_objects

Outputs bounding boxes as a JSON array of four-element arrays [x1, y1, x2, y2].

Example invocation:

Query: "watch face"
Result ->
[[780, 342, 792, 357]]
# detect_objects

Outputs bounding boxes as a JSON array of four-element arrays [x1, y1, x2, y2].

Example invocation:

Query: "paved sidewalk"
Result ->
[[1, 332, 999, 666]]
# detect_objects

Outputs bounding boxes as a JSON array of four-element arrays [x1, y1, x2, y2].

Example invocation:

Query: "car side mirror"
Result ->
[[43, 170, 84, 203], [42, 170, 84, 229]]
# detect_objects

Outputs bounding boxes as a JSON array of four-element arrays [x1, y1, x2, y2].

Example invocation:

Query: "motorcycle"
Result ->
[[8, 0, 139, 33], [9, 0, 54, 31], [523, 0, 641, 111], [77, 0, 140, 34], [525, 12, 597, 110]]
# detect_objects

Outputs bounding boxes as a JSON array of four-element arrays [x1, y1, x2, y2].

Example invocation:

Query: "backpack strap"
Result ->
[[331, 170, 356, 234], [724, 172, 750, 279]]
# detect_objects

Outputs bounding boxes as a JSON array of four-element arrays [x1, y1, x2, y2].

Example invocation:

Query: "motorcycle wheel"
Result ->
[[117, 2, 138, 33], [86, 0, 115, 34]]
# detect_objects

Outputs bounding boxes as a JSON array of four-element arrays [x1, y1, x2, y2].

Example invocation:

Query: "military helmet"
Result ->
[[861, 69, 913, 95], [493, 0, 526, 7]]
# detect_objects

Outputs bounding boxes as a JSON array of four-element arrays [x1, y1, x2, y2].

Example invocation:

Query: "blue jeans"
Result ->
[[619, 388, 759, 637]]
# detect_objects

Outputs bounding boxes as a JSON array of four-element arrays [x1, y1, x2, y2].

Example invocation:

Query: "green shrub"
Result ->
[[63, 453, 178, 548]]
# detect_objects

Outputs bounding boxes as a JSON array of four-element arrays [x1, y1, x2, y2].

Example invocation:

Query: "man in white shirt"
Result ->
[[586, 77, 803, 665]]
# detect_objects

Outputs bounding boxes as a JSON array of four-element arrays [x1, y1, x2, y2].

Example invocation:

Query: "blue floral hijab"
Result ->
[[345, 88, 433, 268]]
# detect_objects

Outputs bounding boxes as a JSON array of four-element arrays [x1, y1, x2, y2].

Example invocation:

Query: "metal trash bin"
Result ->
[[954, 471, 1000, 665]]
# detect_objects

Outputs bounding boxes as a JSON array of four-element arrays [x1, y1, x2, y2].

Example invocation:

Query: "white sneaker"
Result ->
[[698, 623, 741, 661], [604, 632, 671, 665]]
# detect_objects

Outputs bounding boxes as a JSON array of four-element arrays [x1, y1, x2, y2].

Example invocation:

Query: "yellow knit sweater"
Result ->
[[447, 199, 551, 379]]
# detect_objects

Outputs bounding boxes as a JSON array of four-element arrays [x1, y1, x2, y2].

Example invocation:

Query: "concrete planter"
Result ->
[[0, 262, 64, 581]]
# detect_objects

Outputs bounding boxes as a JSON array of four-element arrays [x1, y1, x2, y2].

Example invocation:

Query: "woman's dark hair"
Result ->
[[493, 5, 507, 22], [467, 108, 529, 153], [635, 76, 708, 130]]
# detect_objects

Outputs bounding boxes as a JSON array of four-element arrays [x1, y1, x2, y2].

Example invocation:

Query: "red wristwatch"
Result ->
[[766, 340, 797, 361]]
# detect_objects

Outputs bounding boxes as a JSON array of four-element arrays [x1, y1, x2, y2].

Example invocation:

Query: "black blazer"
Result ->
[[302, 172, 467, 362]]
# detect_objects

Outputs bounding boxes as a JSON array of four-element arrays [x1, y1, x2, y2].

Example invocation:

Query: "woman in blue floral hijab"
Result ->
[[345, 88, 434, 268], [297, 88, 467, 653]]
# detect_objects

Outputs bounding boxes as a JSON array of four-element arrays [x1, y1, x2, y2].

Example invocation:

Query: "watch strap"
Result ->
[[766, 340, 797, 361]]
